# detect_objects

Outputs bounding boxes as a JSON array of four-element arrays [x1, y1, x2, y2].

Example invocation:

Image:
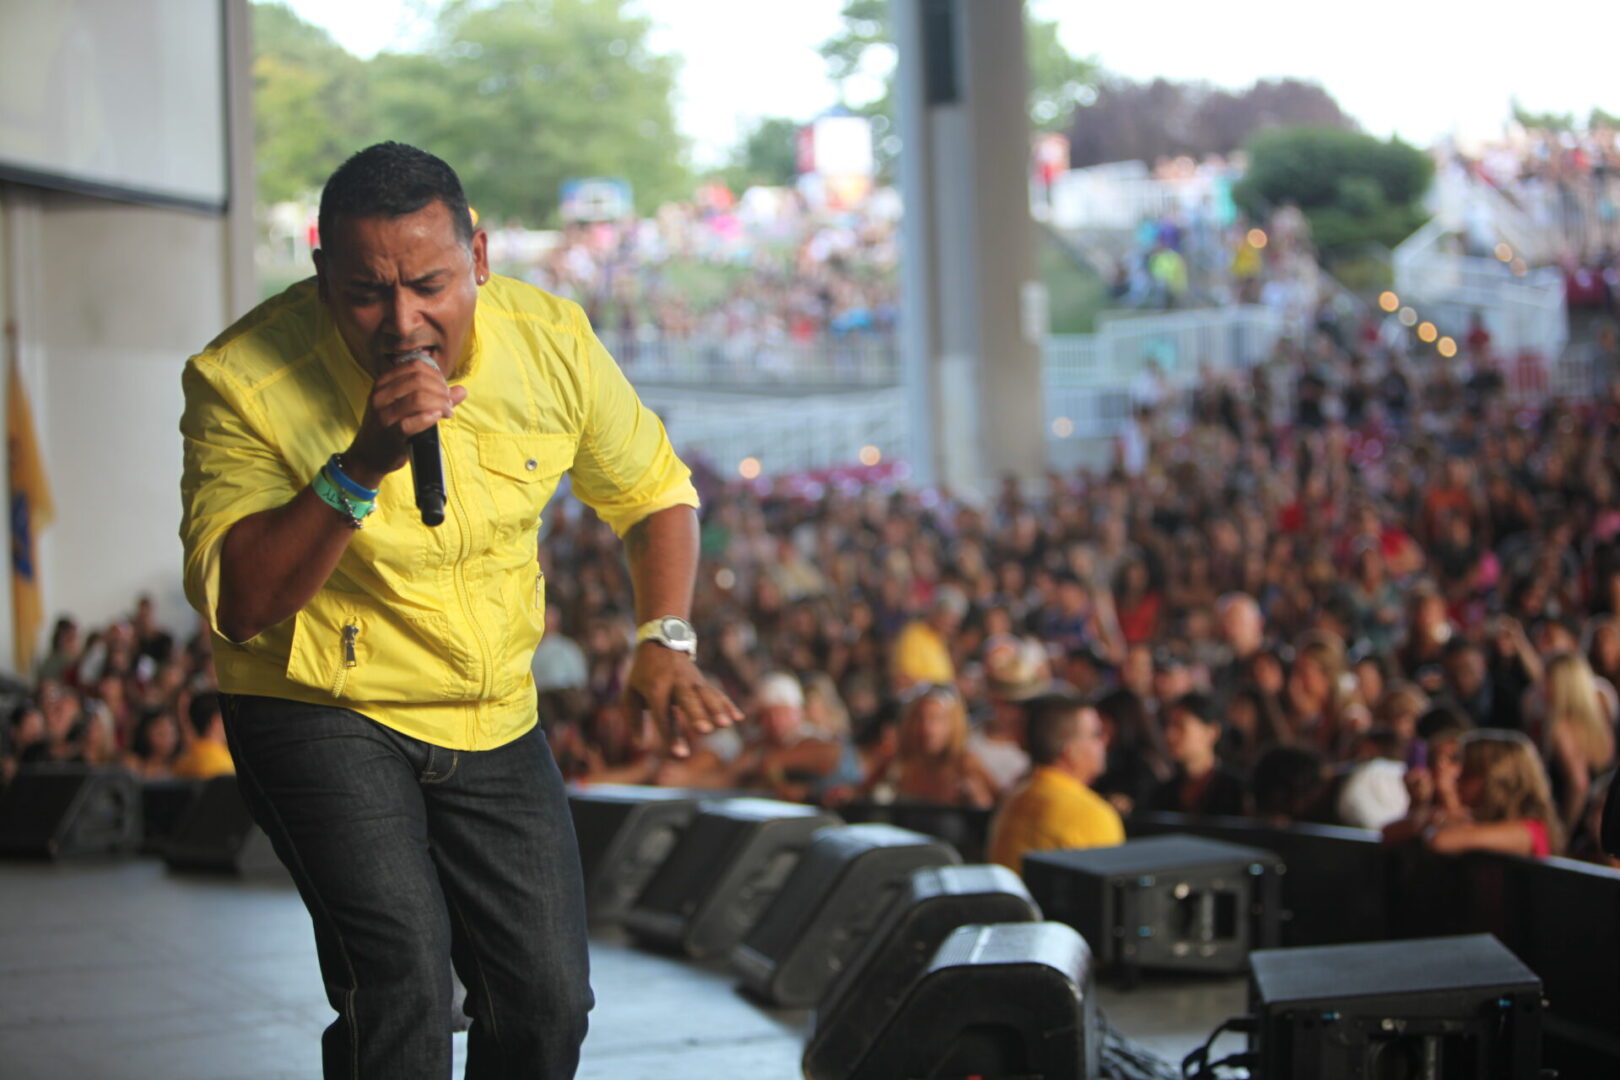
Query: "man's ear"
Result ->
[[470, 228, 489, 285], [313, 247, 330, 303]]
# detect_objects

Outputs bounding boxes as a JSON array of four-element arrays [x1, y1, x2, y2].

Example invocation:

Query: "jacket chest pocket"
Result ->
[[475, 432, 576, 540]]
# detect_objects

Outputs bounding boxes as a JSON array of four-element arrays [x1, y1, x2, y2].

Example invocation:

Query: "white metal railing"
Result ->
[[633, 308, 1289, 477], [1048, 306, 1285, 387], [600, 331, 898, 388], [644, 387, 911, 478], [1393, 219, 1568, 360], [1429, 168, 1554, 265]]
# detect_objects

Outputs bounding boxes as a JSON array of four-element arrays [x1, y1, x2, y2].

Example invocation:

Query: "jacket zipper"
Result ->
[[333, 622, 359, 697]]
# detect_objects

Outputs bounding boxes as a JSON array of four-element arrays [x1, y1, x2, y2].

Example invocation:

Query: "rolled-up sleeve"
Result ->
[[178, 361, 298, 627], [566, 318, 699, 536]]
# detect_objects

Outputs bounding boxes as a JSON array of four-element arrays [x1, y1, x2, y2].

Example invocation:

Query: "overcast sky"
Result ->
[[280, 0, 1619, 167]]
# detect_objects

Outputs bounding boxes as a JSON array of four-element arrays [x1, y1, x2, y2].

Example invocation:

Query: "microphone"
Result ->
[[399, 349, 446, 527]]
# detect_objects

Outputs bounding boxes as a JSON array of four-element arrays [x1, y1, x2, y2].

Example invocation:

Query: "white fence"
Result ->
[[1047, 305, 1286, 388], [1393, 218, 1569, 361], [633, 306, 1286, 477], [642, 386, 911, 479], [601, 331, 898, 388]]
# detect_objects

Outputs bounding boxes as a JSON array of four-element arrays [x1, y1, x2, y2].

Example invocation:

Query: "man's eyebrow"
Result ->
[[344, 269, 450, 289]]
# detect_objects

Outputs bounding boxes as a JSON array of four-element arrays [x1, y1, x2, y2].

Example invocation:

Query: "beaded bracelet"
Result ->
[[325, 453, 380, 501], [312, 466, 375, 528]]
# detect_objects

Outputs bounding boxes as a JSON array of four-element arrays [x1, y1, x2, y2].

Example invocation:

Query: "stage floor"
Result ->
[[0, 859, 1246, 1079]]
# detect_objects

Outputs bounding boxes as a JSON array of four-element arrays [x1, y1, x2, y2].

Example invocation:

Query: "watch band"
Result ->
[[635, 616, 697, 654]]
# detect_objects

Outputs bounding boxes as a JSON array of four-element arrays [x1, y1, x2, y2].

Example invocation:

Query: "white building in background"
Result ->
[[0, 0, 256, 672]]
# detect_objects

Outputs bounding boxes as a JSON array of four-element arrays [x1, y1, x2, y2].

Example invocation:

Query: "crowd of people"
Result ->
[[535, 308, 1620, 872], [0, 601, 231, 789], [1451, 124, 1620, 263], [497, 186, 901, 352], [5, 294, 1618, 876]]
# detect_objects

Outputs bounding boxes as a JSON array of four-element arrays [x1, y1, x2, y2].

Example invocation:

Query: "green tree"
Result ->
[[251, 2, 370, 204], [1512, 99, 1574, 132], [366, 0, 689, 224], [817, 1, 1098, 175], [720, 116, 802, 192], [1234, 127, 1434, 253], [1025, 18, 1099, 132]]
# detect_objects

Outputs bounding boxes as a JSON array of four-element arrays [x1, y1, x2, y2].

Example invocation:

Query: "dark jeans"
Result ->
[[223, 694, 593, 1079]]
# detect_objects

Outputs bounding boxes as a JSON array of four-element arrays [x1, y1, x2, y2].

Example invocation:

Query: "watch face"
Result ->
[[661, 617, 695, 644]]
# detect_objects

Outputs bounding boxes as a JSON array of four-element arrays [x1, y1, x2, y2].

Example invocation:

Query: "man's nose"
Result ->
[[383, 287, 426, 337]]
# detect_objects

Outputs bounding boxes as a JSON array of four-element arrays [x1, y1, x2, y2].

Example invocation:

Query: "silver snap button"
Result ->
[[525, 459, 538, 471]]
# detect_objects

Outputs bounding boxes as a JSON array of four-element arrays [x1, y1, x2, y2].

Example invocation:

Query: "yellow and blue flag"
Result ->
[[7, 336, 53, 675]]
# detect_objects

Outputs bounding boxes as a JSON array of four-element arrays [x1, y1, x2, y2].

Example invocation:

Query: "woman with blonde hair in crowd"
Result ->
[[1423, 730, 1564, 858], [864, 685, 997, 808], [1537, 651, 1616, 835]]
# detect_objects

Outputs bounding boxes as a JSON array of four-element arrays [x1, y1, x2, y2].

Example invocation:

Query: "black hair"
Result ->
[[1025, 692, 1090, 767], [318, 142, 474, 253], [1441, 636, 1483, 661], [187, 691, 223, 739], [1170, 691, 1219, 729], [1415, 703, 1472, 741], [131, 708, 180, 762]]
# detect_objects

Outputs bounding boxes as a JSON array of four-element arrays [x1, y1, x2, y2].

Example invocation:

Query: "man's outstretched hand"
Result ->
[[622, 643, 742, 759]]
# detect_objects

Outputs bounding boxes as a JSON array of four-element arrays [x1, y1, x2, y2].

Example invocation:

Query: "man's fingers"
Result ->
[[672, 684, 715, 735], [695, 682, 740, 726]]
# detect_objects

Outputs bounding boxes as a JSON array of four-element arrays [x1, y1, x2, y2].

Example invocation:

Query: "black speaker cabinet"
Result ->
[[731, 823, 961, 1006], [0, 764, 142, 858], [163, 775, 285, 877], [1603, 774, 1620, 858], [140, 778, 203, 853], [1023, 833, 1283, 981], [835, 921, 1098, 1080], [805, 863, 1042, 1080], [839, 800, 996, 862], [567, 784, 704, 923], [623, 797, 840, 958], [1249, 934, 1543, 1080]]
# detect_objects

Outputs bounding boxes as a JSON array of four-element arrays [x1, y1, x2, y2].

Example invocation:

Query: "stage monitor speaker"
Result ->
[[835, 921, 1098, 1080], [0, 764, 141, 858], [838, 799, 994, 862], [804, 863, 1042, 1080], [1023, 833, 1283, 981], [1603, 776, 1620, 858], [567, 784, 704, 923], [163, 775, 286, 877], [731, 823, 961, 1006], [1249, 933, 1542, 1080], [623, 797, 840, 958], [140, 778, 202, 853]]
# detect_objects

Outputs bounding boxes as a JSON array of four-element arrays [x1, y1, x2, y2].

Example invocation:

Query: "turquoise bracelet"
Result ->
[[313, 467, 375, 528]]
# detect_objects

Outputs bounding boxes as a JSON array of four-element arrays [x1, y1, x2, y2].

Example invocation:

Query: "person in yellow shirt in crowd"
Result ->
[[171, 691, 234, 780], [989, 692, 1125, 873], [891, 585, 967, 691]]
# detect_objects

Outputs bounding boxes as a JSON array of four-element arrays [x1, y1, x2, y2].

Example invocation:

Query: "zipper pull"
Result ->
[[342, 623, 359, 668]]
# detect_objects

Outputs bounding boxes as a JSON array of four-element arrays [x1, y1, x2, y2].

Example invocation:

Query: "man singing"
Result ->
[[179, 142, 738, 1079]]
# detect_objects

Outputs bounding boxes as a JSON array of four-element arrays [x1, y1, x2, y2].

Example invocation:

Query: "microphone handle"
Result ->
[[410, 425, 446, 527]]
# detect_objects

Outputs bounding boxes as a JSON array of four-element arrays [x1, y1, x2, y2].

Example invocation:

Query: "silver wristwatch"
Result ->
[[634, 615, 697, 655]]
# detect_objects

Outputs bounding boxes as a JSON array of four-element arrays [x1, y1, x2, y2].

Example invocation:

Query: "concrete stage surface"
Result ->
[[0, 860, 1245, 1079]]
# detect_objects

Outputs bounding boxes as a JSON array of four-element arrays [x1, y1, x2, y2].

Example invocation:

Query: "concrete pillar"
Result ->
[[894, 0, 1046, 496]]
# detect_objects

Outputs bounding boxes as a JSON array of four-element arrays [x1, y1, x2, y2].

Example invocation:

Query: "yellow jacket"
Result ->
[[892, 619, 954, 688], [179, 276, 697, 750], [172, 738, 236, 781], [988, 765, 1125, 873]]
